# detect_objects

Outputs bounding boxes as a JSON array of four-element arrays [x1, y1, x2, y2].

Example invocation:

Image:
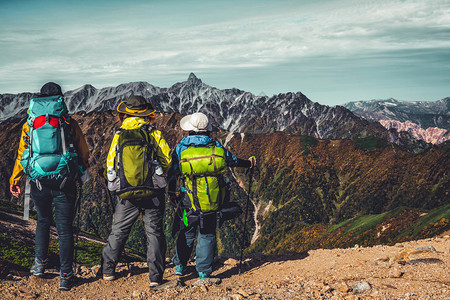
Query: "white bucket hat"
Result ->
[[180, 112, 212, 132]]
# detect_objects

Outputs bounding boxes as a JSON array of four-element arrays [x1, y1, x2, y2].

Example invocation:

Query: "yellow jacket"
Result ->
[[10, 118, 90, 185], [106, 117, 172, 172]]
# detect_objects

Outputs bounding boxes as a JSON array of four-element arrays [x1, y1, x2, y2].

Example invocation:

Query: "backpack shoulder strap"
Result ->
[[140, 124, 157, 152], [142, 124, 155, 132]]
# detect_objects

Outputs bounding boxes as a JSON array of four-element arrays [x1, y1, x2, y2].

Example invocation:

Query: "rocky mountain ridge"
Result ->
[[2, 75, 448, 146], [0, 73, 386, 140], [380, 119, 450, 145], [343, 98, 450, 131], [343, 98, 450, 145]]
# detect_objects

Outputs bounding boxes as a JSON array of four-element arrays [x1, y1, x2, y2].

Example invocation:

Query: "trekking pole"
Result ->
[[23, 180, 31, 220], [73, 180, 83, 273], [239, 164, 254, 275]]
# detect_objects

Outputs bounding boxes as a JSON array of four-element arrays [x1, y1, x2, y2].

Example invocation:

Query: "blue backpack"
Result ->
[[20, 95, 80, 189]]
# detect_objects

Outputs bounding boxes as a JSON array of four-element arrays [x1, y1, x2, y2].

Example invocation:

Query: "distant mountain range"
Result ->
[[343, 98, 449, 129], [343, 98, 450, 145], [1, 74, 449, 145], [0, 73, 385, 140]]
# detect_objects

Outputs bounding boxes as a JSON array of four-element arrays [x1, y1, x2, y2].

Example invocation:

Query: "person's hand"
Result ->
[[10, 184, 21, 198], [248, 156, 257, 168], [80, 169, 91, 182]]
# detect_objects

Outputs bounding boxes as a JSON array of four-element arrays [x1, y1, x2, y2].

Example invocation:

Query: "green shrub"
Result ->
[[0, 234, 35, 268], [411, 204, 450, 236], [74, 240, 104, 267], [0, 198, 23, 212]]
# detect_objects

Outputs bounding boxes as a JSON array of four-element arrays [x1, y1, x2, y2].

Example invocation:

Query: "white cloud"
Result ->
[[0, 0, 449, 96]]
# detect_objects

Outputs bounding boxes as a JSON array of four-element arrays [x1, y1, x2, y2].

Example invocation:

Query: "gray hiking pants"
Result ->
[[102, 194, 166, 283]]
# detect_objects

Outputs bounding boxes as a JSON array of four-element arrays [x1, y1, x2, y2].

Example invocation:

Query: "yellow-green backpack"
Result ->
[[179, 143, 227, 212], [115, 126, 162, 200]]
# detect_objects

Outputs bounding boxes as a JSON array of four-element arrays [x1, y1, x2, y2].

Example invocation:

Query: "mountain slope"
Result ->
[[0, 76, 448, 256], [2, 111, 448, 256]]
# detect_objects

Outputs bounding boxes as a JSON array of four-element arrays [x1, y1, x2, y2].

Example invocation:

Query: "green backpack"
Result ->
[[179, 143, 227, 212], [20, 95, 80, 189], [115, 126, 164, 201]]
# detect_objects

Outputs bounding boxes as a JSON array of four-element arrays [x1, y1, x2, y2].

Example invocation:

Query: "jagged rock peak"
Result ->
[[257, 91, 267, 97], [187, 72, 202, 85]]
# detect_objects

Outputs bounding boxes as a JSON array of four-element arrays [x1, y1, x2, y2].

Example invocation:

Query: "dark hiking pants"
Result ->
[[31, 181, 77, 274], [102, 193, 166, 283]]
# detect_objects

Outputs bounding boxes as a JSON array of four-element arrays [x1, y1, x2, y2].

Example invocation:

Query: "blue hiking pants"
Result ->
[[172, 222, 216, 276]]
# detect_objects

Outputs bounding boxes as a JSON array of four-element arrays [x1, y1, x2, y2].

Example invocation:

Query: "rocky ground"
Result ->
[[1, 210, 449, 299]]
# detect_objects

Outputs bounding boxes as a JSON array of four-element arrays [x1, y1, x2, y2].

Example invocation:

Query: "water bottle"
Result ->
[[107, 168, 118, 191], [152, 160, 167, 189], [107, 168, 116, 181], [154, 160, 163, 176]]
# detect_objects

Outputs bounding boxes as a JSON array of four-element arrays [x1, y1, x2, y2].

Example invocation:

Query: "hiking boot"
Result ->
[[103, 273, 116, 281], [30, 258, 47, 278], [198, 271, 209, 279], [175, 265, 186, 276], [59, 272, 74, 291], [151, 279, 184, 291]]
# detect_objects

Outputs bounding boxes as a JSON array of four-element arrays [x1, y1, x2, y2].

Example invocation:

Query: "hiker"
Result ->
[[9, 82, 90, 291], [101, 95, 172, 288], [168, 112, 256, 281]]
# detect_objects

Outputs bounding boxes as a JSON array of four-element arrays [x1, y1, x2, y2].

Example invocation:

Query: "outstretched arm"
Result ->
[[215, 141, 256, 168], [10, 122, 28, 192]]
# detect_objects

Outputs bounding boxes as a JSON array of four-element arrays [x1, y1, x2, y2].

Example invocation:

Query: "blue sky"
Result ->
[[1, 0, 449, 106]]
